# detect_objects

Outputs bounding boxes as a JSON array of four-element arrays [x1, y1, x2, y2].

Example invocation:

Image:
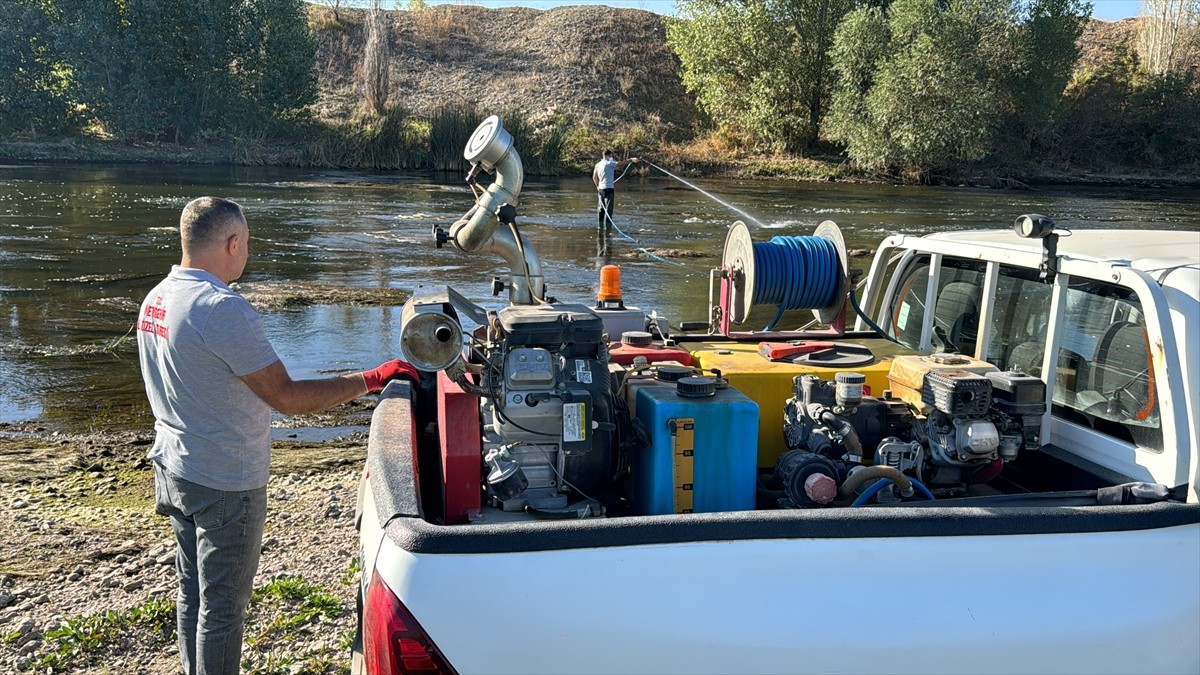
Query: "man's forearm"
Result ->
[[241, 360, 366, 415], [276, 374, 367, 415]]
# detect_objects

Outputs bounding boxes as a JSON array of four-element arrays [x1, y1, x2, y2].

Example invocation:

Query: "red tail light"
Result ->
[[364, 569, 459, 674]]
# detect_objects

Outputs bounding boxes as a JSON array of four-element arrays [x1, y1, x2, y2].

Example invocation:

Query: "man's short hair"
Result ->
[[180, 197, 245, 254], [603, 149, 614, 158]]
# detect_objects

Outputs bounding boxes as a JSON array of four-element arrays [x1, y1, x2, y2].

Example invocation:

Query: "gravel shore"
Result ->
[[0, 425, 367, 674]]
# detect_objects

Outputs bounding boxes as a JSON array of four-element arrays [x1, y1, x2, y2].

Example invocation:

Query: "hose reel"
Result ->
[[717, 220, 850, 333]]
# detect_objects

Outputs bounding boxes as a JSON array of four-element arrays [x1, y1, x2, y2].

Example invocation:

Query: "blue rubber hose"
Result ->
[[751, 235, 840, 331], [851, 476, 937, 506]]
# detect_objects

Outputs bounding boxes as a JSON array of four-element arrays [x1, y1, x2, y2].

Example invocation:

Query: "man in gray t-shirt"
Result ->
[[592, 149, 640, 231], [138, 196, 413, 674]]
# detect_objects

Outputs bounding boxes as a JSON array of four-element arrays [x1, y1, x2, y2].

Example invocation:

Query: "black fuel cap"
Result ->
[[676, 376, 717, 398], [656, 366, 692, 382], [621, 331, 654, 346]]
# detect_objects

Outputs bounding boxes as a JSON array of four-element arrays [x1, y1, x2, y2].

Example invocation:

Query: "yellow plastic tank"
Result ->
[[686, 338, 916, 468]]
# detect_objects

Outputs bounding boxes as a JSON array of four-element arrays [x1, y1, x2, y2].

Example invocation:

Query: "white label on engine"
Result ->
[[563, 402, 586, 442], [575, 359, 592, 384], [897, 302, 911, 330]]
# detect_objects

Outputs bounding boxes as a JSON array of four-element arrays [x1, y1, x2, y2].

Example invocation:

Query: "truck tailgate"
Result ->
[[373, 520, 1200, 674]]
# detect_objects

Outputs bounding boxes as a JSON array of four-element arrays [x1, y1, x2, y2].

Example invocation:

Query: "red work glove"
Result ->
[[361, 359, 419, 394]]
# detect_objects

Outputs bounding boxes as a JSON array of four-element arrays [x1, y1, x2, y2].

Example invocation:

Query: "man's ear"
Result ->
[[225, 231, 241, 256]]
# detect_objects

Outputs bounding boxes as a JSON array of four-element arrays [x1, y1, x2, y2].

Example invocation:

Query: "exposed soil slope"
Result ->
[[313, 5, 699, 136]]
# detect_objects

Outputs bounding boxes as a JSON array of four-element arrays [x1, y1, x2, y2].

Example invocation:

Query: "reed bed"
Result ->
[[260, 102, 649, 174], [299, 109, 429, 169], [430, 102, 573, 175]]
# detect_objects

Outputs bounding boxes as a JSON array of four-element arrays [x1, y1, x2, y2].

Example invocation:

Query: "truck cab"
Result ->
[[858, 228, 1200, 501]]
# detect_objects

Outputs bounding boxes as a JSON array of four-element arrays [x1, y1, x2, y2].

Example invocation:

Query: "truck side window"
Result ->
[[987, 266, 1053, 374], [1053, 279, 1163, 452], [888, 256, 986, 355]]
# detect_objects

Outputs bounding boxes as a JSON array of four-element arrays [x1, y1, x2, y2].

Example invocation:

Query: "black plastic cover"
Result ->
[[987, 370, 1047, 415], [922, 369, 992, 417], [498, 303, 604, 357]]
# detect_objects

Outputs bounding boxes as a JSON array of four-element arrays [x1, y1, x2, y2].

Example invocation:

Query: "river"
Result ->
[[1, 162, 1197, 434]]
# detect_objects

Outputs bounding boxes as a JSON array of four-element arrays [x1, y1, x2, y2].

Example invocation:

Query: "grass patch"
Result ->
[[53, 465, 156, 514], [0, 436, 83, 483], [243, 646, 352, 675], [37, 597, 175, 673], [341, 557, 362, 587], [248, 576, 346, 644], [268, 442, 364, 474]]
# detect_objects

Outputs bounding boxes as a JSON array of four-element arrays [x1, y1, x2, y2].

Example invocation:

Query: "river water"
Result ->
[[2, 162, 1197, 433]]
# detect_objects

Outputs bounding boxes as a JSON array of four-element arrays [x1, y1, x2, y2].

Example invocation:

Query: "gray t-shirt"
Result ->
[[138, 266, 280, 491], [593, 158, 617, 190]]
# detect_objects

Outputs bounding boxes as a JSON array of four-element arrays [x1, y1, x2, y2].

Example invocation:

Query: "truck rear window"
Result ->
[[891, 256, 1164, 453], [1052, 279, 1162, 452]]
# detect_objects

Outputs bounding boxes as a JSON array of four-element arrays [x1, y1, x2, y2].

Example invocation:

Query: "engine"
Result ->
[[478, 304, 617, 514], [777, 354, 1046, 506]]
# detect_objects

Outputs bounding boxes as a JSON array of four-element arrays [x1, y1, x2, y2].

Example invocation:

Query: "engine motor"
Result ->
[[779, 354, 1046, 506], [480, 303, 617, 512]]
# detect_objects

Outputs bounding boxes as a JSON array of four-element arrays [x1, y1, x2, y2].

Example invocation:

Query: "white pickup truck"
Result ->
[[353, 118, 1200, 675]]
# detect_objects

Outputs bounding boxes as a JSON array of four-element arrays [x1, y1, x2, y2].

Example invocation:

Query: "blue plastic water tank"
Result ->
[[634, 380, 759, 515]]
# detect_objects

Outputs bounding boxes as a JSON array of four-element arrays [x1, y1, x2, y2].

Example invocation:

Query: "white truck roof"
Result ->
[[925, 228, 1200, 282]]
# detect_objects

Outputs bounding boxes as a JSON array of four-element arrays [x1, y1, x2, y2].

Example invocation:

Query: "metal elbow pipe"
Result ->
[[449, 116, 526, 255], [482, 224, 545, 305]]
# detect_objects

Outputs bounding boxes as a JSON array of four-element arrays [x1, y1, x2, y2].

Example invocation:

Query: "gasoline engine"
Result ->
[[776, 353, 1046, 507], [476, 304, 617, 513]]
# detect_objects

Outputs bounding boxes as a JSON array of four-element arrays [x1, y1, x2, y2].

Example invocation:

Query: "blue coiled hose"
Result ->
[[752, 235, 841, 331]]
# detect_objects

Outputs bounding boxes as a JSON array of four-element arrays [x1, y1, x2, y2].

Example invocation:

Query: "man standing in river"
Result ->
[[592, 150, 639, 257], [137, 196, 411, 674]]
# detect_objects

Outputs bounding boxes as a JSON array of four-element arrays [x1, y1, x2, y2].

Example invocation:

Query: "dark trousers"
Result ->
[[597, 188, 615, 259], [597, 188, 615, 229]]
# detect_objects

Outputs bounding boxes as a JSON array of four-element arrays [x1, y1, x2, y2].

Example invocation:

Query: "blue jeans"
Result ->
[[154, 462, 267, 675]]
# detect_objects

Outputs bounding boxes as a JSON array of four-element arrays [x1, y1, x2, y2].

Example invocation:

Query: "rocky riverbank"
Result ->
[[0, 422, 369, 674]]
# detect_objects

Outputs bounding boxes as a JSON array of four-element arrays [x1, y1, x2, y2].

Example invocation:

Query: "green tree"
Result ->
[[1056, 43, 1200, 168], [826, 0, 1089, 175], [52, 0, 315, 142], [999, 0, 1089, 154], [230, 0, 319, 133], [0, 0, 74, 135], [667, 0, 855, 151]]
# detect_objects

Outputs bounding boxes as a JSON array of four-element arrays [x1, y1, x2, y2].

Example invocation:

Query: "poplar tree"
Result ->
[[1138, 0, 1200, 75], [364, 0, 392, 117]]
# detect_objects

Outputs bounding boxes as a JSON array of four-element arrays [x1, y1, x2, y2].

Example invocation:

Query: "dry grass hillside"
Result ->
[[312, 4, 699, 138]]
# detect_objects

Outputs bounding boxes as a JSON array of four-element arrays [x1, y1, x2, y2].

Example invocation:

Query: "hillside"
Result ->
[[312, 8, 1175, 139], [312, 5, 699, 139]]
